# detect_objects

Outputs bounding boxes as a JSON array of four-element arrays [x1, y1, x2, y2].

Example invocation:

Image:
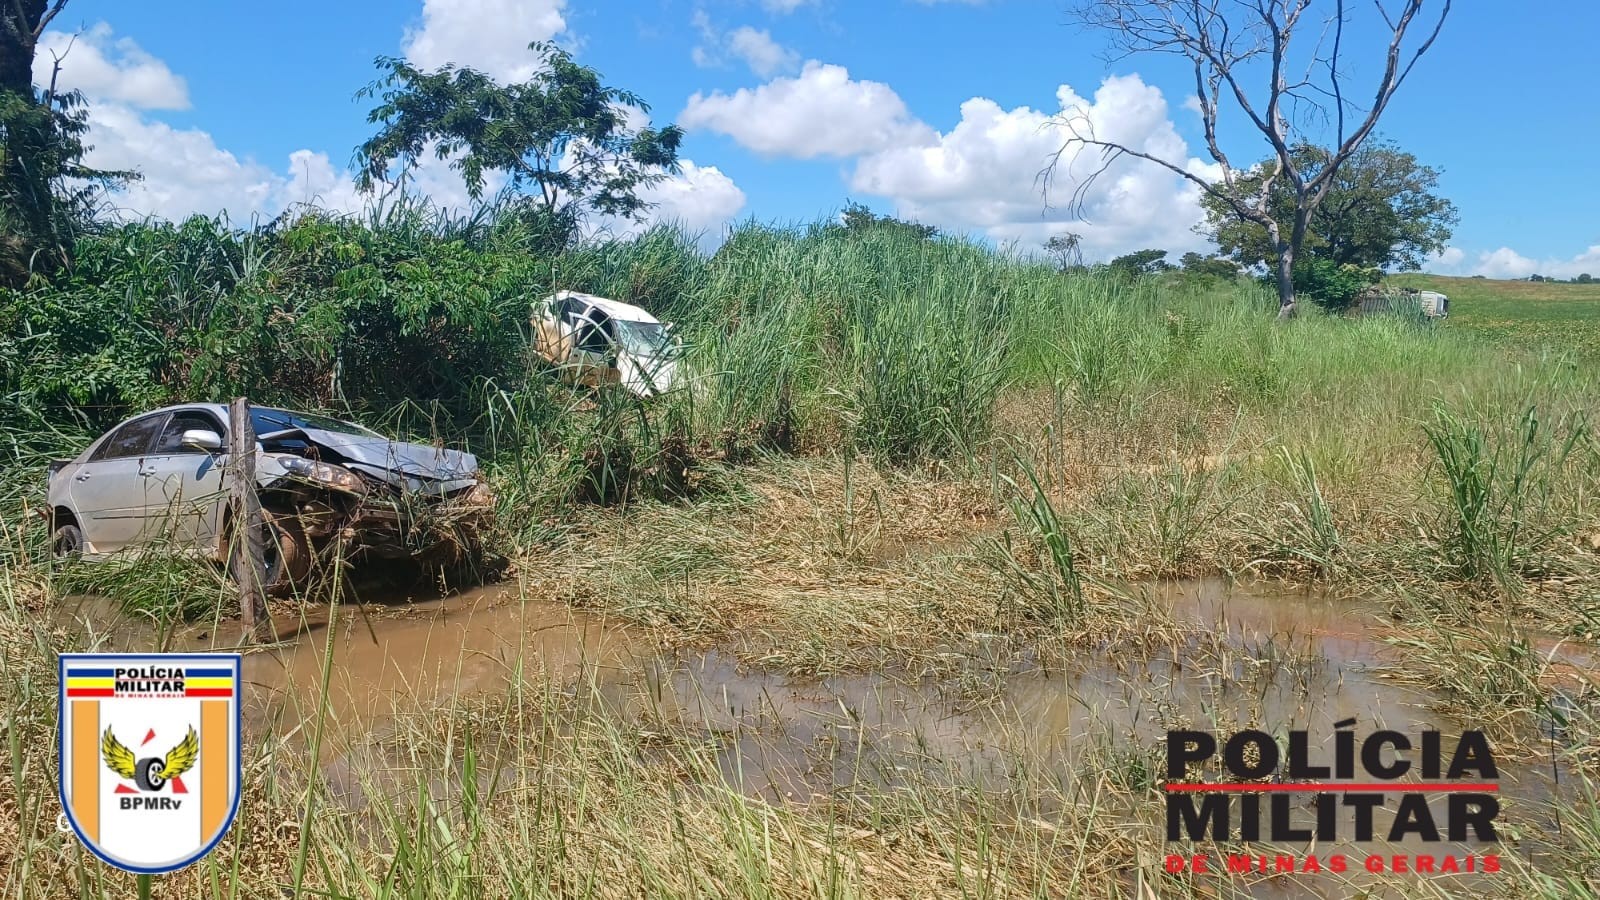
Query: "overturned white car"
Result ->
[[532, 291, 682, 397]]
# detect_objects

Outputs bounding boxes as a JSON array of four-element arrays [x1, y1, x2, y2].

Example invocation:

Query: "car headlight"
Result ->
[[277, 457, 366, 494]]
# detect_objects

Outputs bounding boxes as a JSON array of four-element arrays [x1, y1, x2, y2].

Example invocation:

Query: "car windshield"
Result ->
[[251, 407, 382, 438], [614, 320, 674, 359]]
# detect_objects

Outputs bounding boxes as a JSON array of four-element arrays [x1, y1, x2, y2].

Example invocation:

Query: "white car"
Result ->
[[46, 403, 493, 595], [531, 291, 682, 397]]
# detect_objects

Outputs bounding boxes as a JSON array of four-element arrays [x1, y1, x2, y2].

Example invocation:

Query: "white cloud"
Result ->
[[761, 0, 816, 13], [1471, 247, 1538, 280], [589, 160, 747, 248], [683, 61, 1211, 258], [640, 161, 747, 233], [281, 150, 367, 215], [691, 13, 799, 77], [681, 61, 934, 158], [849, 74, 1214, 259], [1543, 246, 1600, 280], [78, 104, 363, 223], [27, 22, 366, 223], [726, 27, 801, 77], [85, 97, 725, 234], [84, 104, 277, 221], [31, 23, 189, 110], [1431, 245, 1600, 280], [1428, 247, 1466, 270], [403, 0, 568, 81]]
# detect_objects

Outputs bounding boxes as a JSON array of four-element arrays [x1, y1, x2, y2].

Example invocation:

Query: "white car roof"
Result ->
[[548, 290, 663, 324]]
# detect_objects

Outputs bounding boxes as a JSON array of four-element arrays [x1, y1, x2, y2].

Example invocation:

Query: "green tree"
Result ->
[[2, 1, 134, 285], [1202, 141, 1458, 274], [1043, 233, 1082, 271], [840, 202, 938, 240], [1179, 251, 1239, 280], [355, 41, 683, 225], [1109, 248, 1170, 276]]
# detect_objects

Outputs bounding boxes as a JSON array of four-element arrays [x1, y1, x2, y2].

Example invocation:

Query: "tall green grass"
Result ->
[[1423, 404, 1590, 588]]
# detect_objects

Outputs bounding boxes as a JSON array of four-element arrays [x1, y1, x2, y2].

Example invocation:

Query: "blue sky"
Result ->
[[32, 0, 1600, 277]]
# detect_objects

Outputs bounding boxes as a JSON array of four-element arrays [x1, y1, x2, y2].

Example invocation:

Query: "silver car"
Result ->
[[46, 403, 494, 595]]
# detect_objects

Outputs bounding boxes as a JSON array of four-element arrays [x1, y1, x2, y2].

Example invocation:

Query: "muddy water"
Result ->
[[54, 583, 642, 736], [54, 579, 1573, 895]]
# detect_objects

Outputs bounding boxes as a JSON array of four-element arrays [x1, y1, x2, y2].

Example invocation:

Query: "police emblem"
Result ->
[[59, 653, 242, 874]]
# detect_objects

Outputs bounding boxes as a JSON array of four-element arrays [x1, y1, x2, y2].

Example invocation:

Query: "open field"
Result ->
[[1, 212, 1598, 898], [1388, 273, 1600, 358]]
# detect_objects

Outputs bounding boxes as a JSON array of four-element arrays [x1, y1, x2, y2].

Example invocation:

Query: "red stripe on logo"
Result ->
[[66, 689, 114, 697], [184, 688, 233, 697]]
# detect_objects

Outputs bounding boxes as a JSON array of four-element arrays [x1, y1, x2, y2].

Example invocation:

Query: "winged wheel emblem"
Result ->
[[101, 726, 199, 792]]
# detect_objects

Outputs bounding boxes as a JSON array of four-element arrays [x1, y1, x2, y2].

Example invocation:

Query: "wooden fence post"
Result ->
[[229, 398, 274, 643]]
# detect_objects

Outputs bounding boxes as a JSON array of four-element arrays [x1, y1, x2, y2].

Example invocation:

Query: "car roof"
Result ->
[[117, 403, 231, 421], [548, 290, 663, 324], [111, 403, 366, 427]]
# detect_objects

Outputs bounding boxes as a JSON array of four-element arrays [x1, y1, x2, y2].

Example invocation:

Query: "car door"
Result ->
[[66, 413, 168, 553], [571, 305, 619, 383], [139, 410, 229, 554]]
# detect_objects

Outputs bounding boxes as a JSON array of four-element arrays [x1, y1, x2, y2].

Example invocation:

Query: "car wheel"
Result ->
[[134, 757, 166, 791], [51, 522, 85, 558], [229, 510, 312, 598]]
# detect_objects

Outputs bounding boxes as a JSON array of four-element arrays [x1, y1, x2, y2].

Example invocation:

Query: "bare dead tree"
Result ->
[[1048, 0, 1449, 317]]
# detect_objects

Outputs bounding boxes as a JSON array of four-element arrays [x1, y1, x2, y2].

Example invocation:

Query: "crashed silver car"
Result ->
[[45, 404, 494, 595], [532, 291, 682, 397]]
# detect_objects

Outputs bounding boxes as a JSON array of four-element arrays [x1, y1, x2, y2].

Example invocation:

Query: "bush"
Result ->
[[1266, 257, 1380, 311]]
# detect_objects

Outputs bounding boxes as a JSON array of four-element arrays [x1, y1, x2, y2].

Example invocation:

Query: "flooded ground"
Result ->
[[54, 577, 1579, 897]]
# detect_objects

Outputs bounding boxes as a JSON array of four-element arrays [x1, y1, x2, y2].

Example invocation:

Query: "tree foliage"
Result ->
[[840, 202, 939, 240], [1203, 141, 1457, 273], [1043, 233, 1083, 271], [355, 42, 683, 224], [1179, 251, 1239, 280], [1108, 248, 1171, 276], [2, 0, 135, 285], [1285, 258, 1379, 310]]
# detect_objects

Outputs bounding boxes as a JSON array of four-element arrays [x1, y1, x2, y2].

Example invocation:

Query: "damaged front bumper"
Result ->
[[341, 476, 496, 560], [261, 455, 496, 562]]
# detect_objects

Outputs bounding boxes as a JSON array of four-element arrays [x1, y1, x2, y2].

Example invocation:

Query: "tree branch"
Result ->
[[1045, 119, 1268, 227], [32, 0, 67, 38], [42, 30, 74, 107], [1309, 0, 1448, 202]]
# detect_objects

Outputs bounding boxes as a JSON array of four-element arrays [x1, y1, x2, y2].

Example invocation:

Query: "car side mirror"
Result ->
[[180, 429, 223, 452]]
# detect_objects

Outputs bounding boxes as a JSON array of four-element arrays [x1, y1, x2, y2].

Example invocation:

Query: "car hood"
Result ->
[[263, 428, 479, 481], [619, 352, 680, 397]]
